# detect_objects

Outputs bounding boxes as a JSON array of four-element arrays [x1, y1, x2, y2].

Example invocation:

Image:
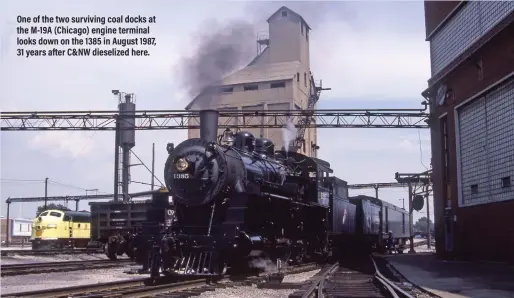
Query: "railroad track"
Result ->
[[1, 248, 104, 257], [288, 255, 434, 298], [3, 262, 320, 298], [1, 259, 134, 277]]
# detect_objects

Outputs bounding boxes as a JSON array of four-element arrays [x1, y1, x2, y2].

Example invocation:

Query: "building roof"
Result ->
[[267, 6, 311, 30], [12, 218, 33, 221], [222, 61, 300, 86], [185, 60, 300, 110]]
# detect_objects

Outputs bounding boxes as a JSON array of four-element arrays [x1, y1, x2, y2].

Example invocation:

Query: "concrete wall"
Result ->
[[425, 1, 514, 261]]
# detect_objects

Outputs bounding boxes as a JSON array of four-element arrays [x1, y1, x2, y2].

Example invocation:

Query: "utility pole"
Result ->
[[151, 143, 155, 190], [374, 184, 379, 199], [113, 116, 120, 202], [44, 177, 49, 210], [84, 188, 99, 211], [408, 183, 415, 253], [395, 171, 431, 254], [426, 186, 432, 249]]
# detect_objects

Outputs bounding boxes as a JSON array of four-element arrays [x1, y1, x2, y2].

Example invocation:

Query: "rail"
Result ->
[[371, 256, 415, 298], [289, 256, 416, 298], [0, 248, 104, 256], [3, 262, 320, 298], [1, 259, 133, 276]]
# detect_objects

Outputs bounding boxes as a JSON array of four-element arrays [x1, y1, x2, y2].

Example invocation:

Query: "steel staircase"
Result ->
[[291, 73, 328, 153]]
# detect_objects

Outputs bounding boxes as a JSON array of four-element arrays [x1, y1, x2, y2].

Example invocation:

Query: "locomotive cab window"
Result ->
[[63, 215, 71, 221], [40, 211, 49, 217], [49, 212, 62, 217]]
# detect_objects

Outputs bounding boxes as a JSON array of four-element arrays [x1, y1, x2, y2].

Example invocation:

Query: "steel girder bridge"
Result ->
[[0, 108, 430, 131]]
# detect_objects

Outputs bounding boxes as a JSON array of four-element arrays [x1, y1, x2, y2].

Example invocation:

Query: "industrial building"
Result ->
[[186, 6, 322, 157], [423, 1, 514, 261], [0, 217, 32, 244]]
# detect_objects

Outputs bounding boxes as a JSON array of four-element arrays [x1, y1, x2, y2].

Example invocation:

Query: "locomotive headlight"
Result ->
[[175, 158, 189, 172]]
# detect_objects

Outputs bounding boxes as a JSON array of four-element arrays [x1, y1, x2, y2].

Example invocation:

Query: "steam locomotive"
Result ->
[[136, 110, 411, 279]]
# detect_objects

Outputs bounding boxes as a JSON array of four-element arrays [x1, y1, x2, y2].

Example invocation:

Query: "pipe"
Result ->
[[6, 202, 10, 247], [151, 143, 155, 190], [114, 118, 120, 202], [44, 178, 48, 210], [199, 109, 219, 143], [122, 145, 130, 202]]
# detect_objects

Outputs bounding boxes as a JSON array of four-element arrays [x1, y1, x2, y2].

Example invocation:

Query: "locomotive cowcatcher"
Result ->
[[138, 109, 360, 279]]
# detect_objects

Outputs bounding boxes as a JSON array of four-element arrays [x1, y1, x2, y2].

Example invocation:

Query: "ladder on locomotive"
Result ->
[[290, 73, 330, 153]]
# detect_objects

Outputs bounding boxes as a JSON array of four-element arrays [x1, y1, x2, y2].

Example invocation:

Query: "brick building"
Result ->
[[423, 1, 514, 261], [1, 217, 33, 244]]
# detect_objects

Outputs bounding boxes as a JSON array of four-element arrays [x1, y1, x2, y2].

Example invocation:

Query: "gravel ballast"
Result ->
[[197, 269, 321, 298], [1, 266, 141, 296]]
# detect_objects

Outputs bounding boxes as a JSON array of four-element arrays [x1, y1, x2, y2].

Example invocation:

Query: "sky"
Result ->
[[0, 0, 433, 224]]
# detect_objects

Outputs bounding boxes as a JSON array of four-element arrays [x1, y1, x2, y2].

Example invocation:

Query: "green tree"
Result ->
[[414, 216, 434, 233], [36, 203, 70, 216]]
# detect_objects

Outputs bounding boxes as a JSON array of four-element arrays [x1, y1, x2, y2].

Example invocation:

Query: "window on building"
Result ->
[[244, 85, 258, 91], [470, 184, 478, 194], [306, 29, 309, 41], [296, 72, 300, 83], [270, 82, 286, 88], [222, 87, 233, 93], [301, 24, 304, 35], [501, 176, 511, 188], [304, 72, 307, 87], [282, 11, 287, 17]]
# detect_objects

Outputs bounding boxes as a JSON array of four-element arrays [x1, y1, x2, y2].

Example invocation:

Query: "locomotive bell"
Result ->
[[175, 158, 189, 172]]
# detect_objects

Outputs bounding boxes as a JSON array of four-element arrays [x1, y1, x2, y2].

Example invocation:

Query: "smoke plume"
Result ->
[[177, 20, 255, 109], [248, 258, 278, 273], [282, 118, 298, 152], [177, 2, 356, 109]]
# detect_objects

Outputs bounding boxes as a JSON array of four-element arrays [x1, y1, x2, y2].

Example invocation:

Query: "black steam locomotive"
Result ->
[[136, 110, 411, 279]]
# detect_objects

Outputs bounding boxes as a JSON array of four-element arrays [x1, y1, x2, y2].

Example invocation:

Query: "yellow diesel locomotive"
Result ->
[[31, 209, 91, 249]]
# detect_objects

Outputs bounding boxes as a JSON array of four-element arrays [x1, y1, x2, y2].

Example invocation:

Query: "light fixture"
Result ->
[[175, 158, 189, 172]]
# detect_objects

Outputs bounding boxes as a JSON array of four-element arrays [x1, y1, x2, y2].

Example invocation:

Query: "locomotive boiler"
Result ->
[[146, 109, 333, 278]]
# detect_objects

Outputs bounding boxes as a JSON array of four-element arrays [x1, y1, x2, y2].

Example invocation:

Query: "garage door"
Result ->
[[457, 78, 514, 206]]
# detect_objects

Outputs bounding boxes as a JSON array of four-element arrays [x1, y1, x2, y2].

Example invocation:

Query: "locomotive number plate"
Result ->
[[174, 173, 191, 179]]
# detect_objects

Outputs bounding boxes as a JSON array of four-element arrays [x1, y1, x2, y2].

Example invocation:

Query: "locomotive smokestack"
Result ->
[[199, 109, 219, 143]]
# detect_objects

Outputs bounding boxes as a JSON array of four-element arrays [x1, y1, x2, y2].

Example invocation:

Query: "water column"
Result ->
[[118, 93, 136, 202]]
